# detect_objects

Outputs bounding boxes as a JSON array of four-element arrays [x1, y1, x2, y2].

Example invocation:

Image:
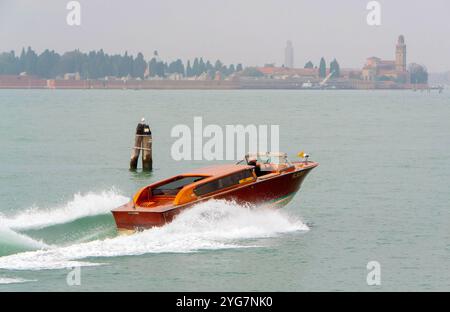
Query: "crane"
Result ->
[[319, 71, 335, 88]]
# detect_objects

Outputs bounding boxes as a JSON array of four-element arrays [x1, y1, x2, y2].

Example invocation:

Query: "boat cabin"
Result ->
[[133, 153, 297, 209]]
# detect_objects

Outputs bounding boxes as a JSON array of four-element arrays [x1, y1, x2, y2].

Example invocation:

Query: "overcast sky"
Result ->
[[0, 0, 449, 72]]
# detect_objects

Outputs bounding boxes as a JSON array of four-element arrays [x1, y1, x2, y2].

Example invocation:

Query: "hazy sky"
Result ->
[[0, 0, 449, 72]]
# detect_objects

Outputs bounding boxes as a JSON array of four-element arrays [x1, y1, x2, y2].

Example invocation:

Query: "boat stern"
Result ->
[[111, 201, 166, 233]]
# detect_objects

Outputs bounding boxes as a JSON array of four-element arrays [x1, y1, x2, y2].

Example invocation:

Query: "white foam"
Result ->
[[1, 189, 129, 231], [0, 200, 308, 271], [0, 277, 37, 285], [0, 223, 48, 250]]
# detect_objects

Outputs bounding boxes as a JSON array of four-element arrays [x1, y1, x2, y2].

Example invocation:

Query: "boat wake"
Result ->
[[0, 277, 37, 285], [0, 199, 308, 271], [1, 189, 129, 231], [0, 224, 49, 255], [0, 189, 129, 257]]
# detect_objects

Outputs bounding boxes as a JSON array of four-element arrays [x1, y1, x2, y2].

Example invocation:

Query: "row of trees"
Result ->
[[148, 51, 243, 79], [305, 58, 341, 78], [0, 47, 243, 79], [0, 48, 147, 79]]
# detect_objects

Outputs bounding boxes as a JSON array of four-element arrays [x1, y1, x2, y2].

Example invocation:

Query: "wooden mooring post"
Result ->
[[142, 134, 153, 171], [130, 119, 152, 171]]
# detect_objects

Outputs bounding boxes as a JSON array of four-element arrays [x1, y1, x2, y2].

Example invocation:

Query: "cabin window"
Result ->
[[152, 176, 205, 196], [194, 170, 254, 196]]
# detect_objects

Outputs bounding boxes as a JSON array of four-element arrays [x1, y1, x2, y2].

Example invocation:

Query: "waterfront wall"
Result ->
[[0, 75, 47, 89], [0, 77, 239, 90], [0, 75, 428, 90]]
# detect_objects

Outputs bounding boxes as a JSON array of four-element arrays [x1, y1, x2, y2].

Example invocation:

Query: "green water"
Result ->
[[0, 89, 449, 291]]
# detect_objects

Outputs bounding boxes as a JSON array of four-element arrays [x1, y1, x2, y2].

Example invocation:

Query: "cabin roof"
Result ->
[[183, 164, 253, 178]]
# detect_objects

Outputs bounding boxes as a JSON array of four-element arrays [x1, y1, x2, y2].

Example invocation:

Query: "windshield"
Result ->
[[248, 154, 291, 166], [152, 176, 205, 196]]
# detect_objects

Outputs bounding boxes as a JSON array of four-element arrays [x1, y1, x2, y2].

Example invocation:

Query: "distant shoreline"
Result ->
[[0, 75, 434, 91], [0, 87, 439, 91]]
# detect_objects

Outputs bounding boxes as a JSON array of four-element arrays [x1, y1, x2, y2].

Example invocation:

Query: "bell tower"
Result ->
[[395, 35, 407, 72]]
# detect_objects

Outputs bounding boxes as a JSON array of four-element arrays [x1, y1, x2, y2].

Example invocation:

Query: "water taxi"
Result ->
[[112, 152, 318, 232]]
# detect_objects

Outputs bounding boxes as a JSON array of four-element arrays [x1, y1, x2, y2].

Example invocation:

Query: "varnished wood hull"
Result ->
[[112, 163, 317, 232]]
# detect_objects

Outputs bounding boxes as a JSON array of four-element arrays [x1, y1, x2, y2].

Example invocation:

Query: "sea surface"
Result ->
[[0, 89, 449, 291]]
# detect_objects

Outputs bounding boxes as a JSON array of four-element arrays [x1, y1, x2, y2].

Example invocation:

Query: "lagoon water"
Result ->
[[0, 89, 449, 291]]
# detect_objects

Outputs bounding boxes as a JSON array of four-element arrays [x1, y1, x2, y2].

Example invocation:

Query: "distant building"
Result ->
[[284, 41, 294, 68], [362, 35, 409, 83], [256, 66, 318, 80], [64, 72, 81, 80], [214, 71, 222, 81], [167, 73, 183, 80]]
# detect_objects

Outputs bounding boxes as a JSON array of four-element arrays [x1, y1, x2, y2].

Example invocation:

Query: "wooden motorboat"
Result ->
[[112, 152, 318, 233]]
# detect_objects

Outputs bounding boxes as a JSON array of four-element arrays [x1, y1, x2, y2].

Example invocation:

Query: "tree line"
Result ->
[[304, 58, 341, 78], [148, 51, 243, 79], [0, 47, 243, 79]]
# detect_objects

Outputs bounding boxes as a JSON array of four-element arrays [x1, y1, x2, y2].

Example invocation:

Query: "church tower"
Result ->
[[395, 35, 407, 72], [284, 40, 294, 68]]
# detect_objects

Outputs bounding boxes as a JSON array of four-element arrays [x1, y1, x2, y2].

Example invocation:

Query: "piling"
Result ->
[[130, 119, 152, 171], [130, 135, 143, 170], [142, 134, 153, 171]]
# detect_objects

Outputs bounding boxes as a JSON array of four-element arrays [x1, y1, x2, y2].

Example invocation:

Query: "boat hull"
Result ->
[[112, 164, 317, 232]]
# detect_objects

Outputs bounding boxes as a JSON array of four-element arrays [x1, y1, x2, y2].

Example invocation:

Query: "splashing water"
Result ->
[[0, 224, 48, 252], [0, 189, 129, 256], [1, 189, 129, 231], [0, 200, 308, 271]]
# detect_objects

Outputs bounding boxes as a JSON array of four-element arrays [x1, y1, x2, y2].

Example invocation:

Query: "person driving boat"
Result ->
[[247, 157, 262, 177]]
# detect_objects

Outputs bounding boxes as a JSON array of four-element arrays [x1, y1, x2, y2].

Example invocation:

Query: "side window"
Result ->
[[194, 170, 254, 196], [236, 169, 254, 182], [194, 180, 220, 196]]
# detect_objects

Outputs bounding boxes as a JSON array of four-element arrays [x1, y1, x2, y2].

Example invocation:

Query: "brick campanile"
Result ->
[[395, 35, 407, 72]]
